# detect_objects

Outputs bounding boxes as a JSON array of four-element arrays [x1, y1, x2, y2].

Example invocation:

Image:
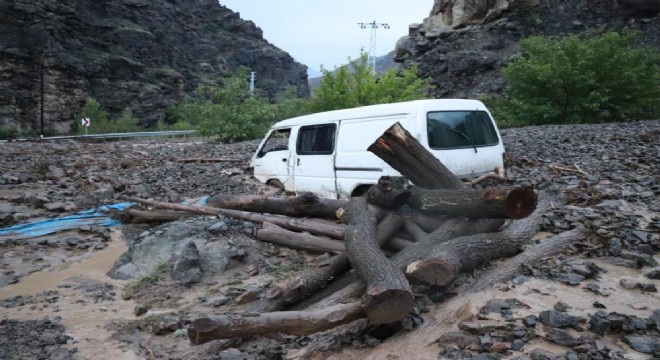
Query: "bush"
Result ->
[[0, 126, 18, 140], [75, 98, 142, 134], [495, 30, 660, 125], [310, 52, 433, 112]]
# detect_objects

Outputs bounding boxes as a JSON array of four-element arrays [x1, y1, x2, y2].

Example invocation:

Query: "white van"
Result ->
[[250, 99, 505, 199]]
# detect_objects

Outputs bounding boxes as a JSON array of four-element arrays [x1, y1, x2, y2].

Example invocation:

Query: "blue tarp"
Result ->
[[0, 203, 134, 238]]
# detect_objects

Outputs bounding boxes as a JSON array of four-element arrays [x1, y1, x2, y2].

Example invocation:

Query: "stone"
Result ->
[[546, 328, 580, 347], [523, 315, 538, 327], [621, 335, 660, 354], [208, 221, 229, 235], [171, 241, 202, 285], [511, 338, 525, 351], [539, 310, 584, 329], [530, 348, 559, 360], [435, 332, 479, 348], [589, 311, 611, 335]]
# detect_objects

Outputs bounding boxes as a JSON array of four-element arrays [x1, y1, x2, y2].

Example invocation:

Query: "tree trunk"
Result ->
[[408, 187, 538, 219], [127, 197, 347, 239], [256, 222, 345, 253], [340, 197, 413, 324], [367, 123, 464, 190], [188, 301, 364, 344], [123, 208, 196, 223], [207, 192, 346, 219]]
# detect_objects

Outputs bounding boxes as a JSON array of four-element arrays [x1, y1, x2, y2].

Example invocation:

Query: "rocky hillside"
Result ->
[[0, 0, 309, 133], [395, 0, 660, 98]]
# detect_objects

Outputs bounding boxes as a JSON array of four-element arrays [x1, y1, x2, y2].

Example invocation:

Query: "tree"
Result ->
[[311, 53, 433, 112], [194, 66, 278, 142], [496, 30, 660, 125]]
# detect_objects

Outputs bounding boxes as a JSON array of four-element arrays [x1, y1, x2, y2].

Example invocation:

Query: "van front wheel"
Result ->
[[266, 179, 285, 191]]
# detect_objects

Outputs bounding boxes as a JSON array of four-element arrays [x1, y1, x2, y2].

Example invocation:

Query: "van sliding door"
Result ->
[[293, 123, 338, 198]]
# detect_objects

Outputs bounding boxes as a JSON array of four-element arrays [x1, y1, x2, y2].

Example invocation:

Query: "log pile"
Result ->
[[124, 122, 584, 347]]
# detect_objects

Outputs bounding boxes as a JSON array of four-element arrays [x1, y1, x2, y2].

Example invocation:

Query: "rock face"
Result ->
[[395, 0, 660, 98], [0, 0, 309, 133]]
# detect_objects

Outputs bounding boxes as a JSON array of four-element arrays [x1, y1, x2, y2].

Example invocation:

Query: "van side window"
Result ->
[[257, 128, 291, 158], [297, 124, 336, 155], [427, 111, 499, 150]]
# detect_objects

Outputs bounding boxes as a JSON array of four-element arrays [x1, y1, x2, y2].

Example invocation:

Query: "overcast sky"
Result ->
[[218, 1, 433, 76]]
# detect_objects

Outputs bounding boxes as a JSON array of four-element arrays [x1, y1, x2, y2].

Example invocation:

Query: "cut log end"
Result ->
[[406, 259, 458, 286], [364, 288, 414, 324], [503, 188, 538, 219]]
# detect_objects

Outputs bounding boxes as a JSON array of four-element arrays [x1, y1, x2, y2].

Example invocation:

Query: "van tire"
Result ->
[[351, 185, 372, 197], [267, 179, 285, 191]]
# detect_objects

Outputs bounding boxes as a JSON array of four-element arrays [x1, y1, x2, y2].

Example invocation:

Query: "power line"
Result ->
[[357, 20, 389, 75]]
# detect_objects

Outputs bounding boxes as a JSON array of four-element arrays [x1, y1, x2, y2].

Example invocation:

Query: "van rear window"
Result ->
[[427, 111, 499, 150], [297, 124, 336, 155]]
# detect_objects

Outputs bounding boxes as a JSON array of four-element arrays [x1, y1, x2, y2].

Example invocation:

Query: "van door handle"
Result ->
[[282, 158, 287, 162], [296, 158, 301, 166]]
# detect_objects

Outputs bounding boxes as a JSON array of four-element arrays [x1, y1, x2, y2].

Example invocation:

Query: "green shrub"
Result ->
[[75, 98, 142, 134], [497, 30, 660, 125], [310, 52, 433, 112], [0, 126, 18, 140]]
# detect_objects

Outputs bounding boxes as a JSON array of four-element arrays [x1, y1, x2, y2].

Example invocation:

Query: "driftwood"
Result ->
[[123, 208, 196, 223], [207, 192, 346, 219], [188, 301, 364, 344], [339, 197, 413, 324]]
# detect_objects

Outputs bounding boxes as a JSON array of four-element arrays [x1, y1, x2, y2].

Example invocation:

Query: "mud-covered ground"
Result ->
[[0, 121, 658, 360]]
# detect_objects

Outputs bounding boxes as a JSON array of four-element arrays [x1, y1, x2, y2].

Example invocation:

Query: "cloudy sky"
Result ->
[[218, 1, 433, 76]]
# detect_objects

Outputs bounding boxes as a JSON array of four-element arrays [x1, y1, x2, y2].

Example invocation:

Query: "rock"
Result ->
[[589, 311, 611, 335], [644, 268, 660, 280], [171, 241, 202, 285], [539, 310, 584, 329], [584, 283, 610, 296], [553, 301, 570, 312], [621, 250, 658, 267], [134, 305, 148, 317], [458, 320, 512, 335], [43, 202, 66, 212], [621, 335, 660, 354], [523, 315, 538, 328], [530, 348, 559, 360], [234, 290, 259, 305], [546, 328, 580, 347], [208, 221, 229, 234], [435, 332, 479, 348], [511, 338, 525, 351]]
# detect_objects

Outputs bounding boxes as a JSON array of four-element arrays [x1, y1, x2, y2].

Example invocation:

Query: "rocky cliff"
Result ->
[[395, 0, 659, 99], [0, 0, 309, 133]]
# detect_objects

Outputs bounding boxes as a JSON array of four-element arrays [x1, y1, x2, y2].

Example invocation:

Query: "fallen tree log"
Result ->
[[188, 301, 364, 344], [407, 187, 538, 220], [340, 197, 413, 324], [256, 222, 345, 253], [367, 123, 464, 190], [249, 212, 405, 313], [126, 197, 346, 239], [399, 192, 557, 286], [207, 192, 346, 219], [123, 208, 196, 223]]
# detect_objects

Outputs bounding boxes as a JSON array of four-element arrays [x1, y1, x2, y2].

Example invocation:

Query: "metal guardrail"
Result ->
[[0, 130, 197, 143]]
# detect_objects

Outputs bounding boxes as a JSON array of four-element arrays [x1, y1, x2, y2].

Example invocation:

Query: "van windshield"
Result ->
[[427, 111, 499, 150]]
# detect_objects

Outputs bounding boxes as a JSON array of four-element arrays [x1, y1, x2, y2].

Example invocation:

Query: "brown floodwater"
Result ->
[[0, 229, 141, 360]]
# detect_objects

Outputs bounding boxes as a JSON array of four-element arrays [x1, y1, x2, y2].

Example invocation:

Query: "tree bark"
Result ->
[[207, 192, 346, 219], [367, 123, 464, 190], [408, 187, 538, 219], [340, 197, 413, 324], [123, 208, 196, 223], [397, 192, 558, 286], [256, 222, 345, 253], [366, 176, 412, 209], [188, 301, 364, 344]]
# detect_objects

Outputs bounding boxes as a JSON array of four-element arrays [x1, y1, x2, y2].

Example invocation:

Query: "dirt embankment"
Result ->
[[0, 121, 658, 360]]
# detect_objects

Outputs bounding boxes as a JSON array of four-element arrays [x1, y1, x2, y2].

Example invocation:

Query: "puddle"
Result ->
[[0, 229, 141, 360]]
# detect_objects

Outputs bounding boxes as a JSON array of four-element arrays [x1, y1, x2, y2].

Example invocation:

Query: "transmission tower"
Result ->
[[357, 20, 389, 75]]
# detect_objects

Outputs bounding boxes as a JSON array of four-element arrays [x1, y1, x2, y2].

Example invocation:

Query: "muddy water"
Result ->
[[0, 229, 141, 360]]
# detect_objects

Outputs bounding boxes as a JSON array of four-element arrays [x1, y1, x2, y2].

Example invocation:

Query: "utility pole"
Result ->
[[249, 71, 256, 95], [357, 20, 389, 75]]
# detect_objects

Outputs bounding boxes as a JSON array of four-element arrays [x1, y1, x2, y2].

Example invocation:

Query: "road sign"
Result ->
[[81, 118, 90, 127]]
